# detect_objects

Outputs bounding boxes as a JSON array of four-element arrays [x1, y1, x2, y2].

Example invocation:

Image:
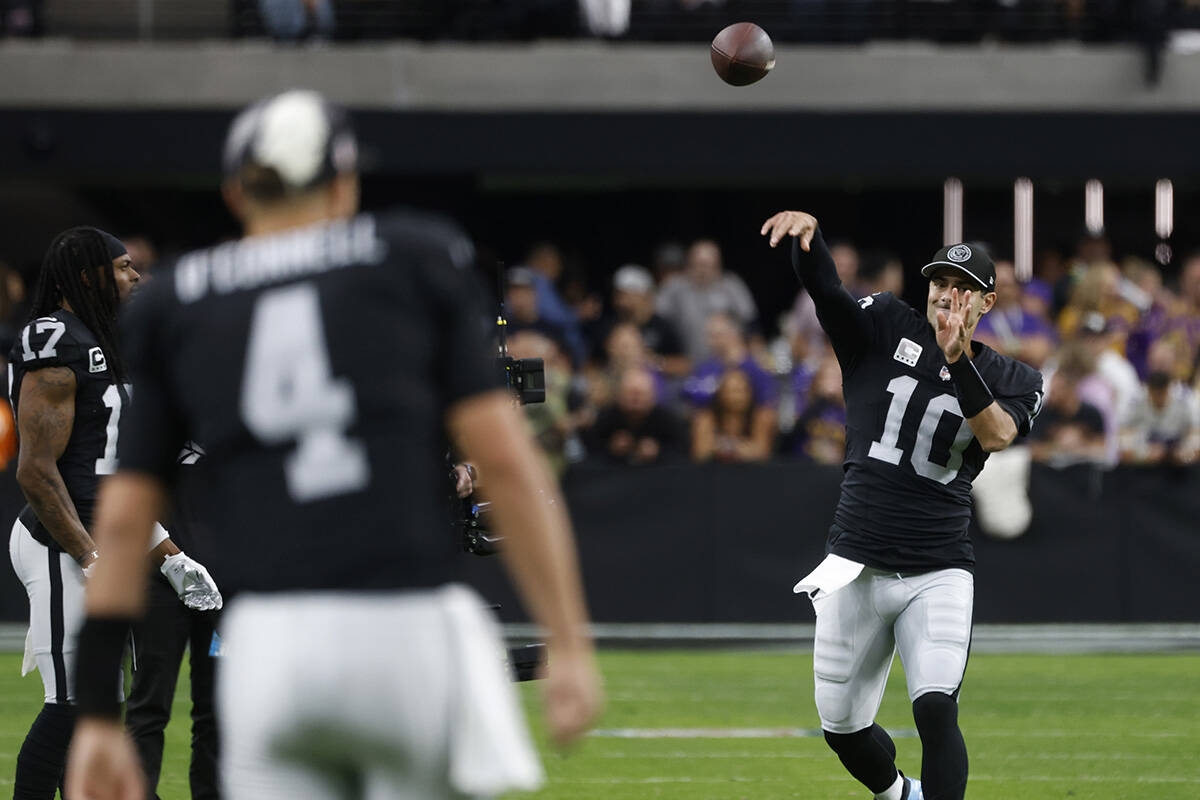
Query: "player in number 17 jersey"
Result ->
[[7, 228, 220, 800]]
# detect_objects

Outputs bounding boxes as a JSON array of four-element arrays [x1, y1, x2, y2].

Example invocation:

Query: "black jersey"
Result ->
[[116, 210, 499, 597], [8, 309, 124, 550], [793, 232, 1043, 572]]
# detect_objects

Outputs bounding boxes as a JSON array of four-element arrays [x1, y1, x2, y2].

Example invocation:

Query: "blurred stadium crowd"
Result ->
[[482, 231, 1199, 475], [0, 229, 1196, 477], [1, 0, 1195, 43]]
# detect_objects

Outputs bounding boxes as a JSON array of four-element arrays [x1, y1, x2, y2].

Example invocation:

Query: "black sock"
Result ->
[[824, 724, 899, 794], [913, 692, 968, 800], [14, 702, 77, 800]]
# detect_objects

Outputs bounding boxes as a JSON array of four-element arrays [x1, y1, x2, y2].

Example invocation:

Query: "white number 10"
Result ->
[[241, 284, 369, 502], [868, 375, 974, 485]]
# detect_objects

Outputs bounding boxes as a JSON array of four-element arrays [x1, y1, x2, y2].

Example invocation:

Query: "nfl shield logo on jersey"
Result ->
[[893, 338, 923, 367], [88, 346, 107, 373], [939, 365, 951, 381]]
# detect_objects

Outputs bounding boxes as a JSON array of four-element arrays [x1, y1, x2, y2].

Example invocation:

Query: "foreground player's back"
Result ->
[[121, 209, 497, 596]]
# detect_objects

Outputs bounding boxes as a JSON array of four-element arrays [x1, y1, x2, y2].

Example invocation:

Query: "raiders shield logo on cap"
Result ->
[[947, 245, 972, 263]]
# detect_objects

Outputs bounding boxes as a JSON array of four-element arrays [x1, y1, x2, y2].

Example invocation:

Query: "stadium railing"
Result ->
[[11, 0, 1177, 44]]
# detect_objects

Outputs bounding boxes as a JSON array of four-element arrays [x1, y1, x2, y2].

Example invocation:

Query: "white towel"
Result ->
[[443, 584, 544, 795], [793, 554, 865, 599]]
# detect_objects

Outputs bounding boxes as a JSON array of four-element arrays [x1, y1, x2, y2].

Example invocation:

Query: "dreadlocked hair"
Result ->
[[30, 227, 128, 391]]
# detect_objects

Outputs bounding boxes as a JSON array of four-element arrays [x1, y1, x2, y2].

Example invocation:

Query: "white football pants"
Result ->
[[9, 517, 87, 703], [218, 584, 542, 800], [811, 567, 973, 734]]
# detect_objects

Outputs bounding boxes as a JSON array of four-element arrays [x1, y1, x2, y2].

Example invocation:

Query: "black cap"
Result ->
[[920, 243, 996, 292], [222, 89, 357, 192], [91, 229, 127, 261]]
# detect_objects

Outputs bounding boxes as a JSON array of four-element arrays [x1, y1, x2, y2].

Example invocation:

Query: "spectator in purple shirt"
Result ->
[[1166, 253, 1200, 380], [681, 313, 777, 409], [691, 369, 777, 463], [1122, 256, 1176, 380], [785, 356, 847, 464], [974, 260, 1058, 369]]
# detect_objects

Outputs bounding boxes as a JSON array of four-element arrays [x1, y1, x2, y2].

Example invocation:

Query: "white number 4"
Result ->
[[241, 284, 369, 502]]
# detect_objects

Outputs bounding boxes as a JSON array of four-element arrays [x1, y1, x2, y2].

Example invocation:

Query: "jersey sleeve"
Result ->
[[791, 230, 875, 367], [409, 218, 502, 407], [14, 316, 89, 375], [990, 357, 1045, 439], [116, 285, 188, 484]]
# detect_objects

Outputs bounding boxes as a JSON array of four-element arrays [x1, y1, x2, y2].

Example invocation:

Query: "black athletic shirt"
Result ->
[[8, 309, 123, 551], [793, 231, 1043, 572], [116, 210, 498, 596]]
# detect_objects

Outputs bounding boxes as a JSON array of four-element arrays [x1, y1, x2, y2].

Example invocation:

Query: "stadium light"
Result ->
[[944, 177, 963, 246], [1014, 178, 1033, 282], [1155, 179, 1174, 239], [1155, 179, 1174, 266], [1085, 179, 1104, 236]]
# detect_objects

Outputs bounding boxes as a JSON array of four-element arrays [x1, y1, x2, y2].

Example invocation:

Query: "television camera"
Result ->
[[453, 297, 548, 681]]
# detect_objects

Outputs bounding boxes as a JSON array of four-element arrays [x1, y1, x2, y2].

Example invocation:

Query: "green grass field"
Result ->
[[0, 650, 1196, 799]]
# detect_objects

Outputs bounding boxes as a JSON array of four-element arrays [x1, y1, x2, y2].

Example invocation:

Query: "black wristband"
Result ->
[[947, 355, 994, 418], [74, 616, 133, 719]]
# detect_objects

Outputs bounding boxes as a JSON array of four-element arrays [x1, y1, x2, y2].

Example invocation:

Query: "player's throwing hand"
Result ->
[[936, 287, 973, 363], [760, 210, 818, 250]]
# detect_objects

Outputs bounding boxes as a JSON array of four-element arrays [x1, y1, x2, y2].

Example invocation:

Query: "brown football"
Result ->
[[711, 22, 775, 86]]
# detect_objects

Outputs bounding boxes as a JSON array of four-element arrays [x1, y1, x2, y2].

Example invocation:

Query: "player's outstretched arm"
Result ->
[[14, 367, 97, 566], [760, 211, 871, 360], [448, 391, 603, 747]]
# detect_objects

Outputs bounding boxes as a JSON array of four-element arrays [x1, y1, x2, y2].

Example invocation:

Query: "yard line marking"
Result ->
[[595, 751, 828, 759], [590, 728, 1196, 740], [970, 775, 1200, 784], [590, 751, 1176, 761], [555, 777, 823, 784], [590, 727, 1198, 740], [967, 730, 1193, 738], [590, 728, 918, 739], [559, 776, 1200, 785]]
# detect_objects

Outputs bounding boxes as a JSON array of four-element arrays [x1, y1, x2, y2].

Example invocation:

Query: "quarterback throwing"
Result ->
[[762, 210, 1043, 800]]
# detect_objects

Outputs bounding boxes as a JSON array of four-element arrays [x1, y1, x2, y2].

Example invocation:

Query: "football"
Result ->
[[710, 22, 775, 86]]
